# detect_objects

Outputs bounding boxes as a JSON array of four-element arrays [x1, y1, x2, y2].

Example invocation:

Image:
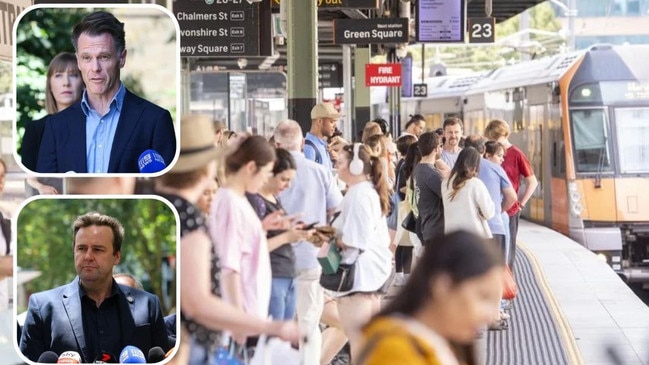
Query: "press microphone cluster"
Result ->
[[138, 149, 166, 173]]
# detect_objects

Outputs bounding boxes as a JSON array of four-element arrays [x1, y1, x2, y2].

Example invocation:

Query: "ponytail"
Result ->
[[369, 155, 390, 215]]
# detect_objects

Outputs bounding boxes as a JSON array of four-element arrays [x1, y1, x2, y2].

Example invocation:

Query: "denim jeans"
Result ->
[[268, 277, 296, 320]]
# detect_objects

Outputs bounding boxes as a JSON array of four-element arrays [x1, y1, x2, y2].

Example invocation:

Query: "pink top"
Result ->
[[208, 187, 271, 319]]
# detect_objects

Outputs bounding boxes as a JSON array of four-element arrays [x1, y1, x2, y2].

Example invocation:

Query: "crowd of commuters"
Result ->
[[14, 78, 536, 363]]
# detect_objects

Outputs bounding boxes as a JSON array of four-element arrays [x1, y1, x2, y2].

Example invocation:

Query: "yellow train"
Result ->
[[400, 44, 649, 282]]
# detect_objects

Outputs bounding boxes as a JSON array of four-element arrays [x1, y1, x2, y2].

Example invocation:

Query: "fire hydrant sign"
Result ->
[[365, 63, 402, 87]]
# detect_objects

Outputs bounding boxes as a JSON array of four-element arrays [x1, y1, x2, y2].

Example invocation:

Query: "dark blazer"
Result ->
[[36, 89, 177, 173], [21, 115, 49, 172], [19, 277, 170, 362]]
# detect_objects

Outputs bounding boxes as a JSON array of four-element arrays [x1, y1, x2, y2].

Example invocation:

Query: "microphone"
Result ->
[[93, 351, 118, 363], [138, 149, 166, 173], [57, 351, 81, 363], [119, 345, 146, 363], [147, 346, 165, 363], [37, 351, 59, 363]]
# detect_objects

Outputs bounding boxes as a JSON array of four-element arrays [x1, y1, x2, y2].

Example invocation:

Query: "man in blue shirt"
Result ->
[[274, 119, 342, 364], [303, 102, 341, 171], [36, 11, 176, 173], [19, 212, 169, 362]]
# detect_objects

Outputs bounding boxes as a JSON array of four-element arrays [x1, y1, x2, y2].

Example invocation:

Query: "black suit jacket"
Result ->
[[19, 277, 170, 362], [20, 115, 49, 172], [36, 89, 177, 173]]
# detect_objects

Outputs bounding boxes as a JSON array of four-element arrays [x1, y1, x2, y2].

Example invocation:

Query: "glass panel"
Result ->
[[615, 107, 649, 173], [571, 109, 613, 173]]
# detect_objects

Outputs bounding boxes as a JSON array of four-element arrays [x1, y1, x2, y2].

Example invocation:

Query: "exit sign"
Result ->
[[365, 63, 402, 87]]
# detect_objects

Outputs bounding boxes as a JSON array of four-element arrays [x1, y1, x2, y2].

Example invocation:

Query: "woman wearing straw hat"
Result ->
[[156, 115, 300, 365]]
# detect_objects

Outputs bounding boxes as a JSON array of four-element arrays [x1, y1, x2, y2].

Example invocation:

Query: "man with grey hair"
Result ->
[[273, 119, 342, 364]]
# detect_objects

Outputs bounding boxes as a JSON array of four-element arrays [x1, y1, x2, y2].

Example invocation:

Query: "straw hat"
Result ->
[[171, 114, 221, 173]]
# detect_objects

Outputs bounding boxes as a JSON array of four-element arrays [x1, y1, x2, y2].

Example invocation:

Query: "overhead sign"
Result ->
[[365, 63, 402, 87], [271, 0, 378, 9], [416, 0, 465, 43], [413, 83, 428, 97], [0, 0, 31, 62], [319, 63, 343, 88], [174, 0, 269, 57], [468, 17, 495, 43], [334, 17, 409, 45]]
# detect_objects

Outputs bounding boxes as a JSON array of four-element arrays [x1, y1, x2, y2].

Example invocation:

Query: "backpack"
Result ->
[[304, 139, 323, 164]]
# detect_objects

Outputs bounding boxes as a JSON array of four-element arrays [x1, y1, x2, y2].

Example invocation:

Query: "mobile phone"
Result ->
[[302, 222, 318, 230]]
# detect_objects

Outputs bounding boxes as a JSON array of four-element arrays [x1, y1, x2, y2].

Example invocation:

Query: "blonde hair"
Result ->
[[484, 119, 510, 141], [361, 121, 382, 143]]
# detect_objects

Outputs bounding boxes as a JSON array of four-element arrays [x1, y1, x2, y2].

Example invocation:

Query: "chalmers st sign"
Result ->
[[333, 18, 409, 45]]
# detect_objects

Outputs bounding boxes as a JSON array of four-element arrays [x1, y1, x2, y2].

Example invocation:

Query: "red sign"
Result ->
[[365, 63, 402, 87]]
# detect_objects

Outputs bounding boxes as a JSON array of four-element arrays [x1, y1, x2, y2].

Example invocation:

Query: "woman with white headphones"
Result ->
[[329, 143, 393, 362]]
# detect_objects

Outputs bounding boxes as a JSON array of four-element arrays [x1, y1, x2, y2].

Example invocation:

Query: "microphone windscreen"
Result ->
[[37, 351, 59, 363], [147, 346, 165, 363], [138, 149, 166, 173], [93, 351, 118, 363], [57, 351, 81, 363], [119, 345, 146, 363]]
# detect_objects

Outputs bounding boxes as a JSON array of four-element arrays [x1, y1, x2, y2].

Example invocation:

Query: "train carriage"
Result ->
[[401, 44, 649, 282]]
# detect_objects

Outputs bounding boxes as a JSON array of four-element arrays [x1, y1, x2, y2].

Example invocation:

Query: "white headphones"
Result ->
[[349, 143, 364, 176]]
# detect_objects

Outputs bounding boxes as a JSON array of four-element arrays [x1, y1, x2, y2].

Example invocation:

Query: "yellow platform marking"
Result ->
[[519, 242, 585, 365]]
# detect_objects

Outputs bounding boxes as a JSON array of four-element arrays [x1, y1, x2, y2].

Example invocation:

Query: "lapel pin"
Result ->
[[127, 296, 134, 303]]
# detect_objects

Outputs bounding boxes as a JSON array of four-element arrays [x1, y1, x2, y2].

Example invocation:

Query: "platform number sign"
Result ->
[[468, 17, 495, 44], [413, 83, 428, 97]]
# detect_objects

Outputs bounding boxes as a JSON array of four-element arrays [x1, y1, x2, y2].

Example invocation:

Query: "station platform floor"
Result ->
[[490, 220, 649, 365]]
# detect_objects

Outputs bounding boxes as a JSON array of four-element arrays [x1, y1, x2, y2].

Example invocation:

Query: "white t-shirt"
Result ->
[[331, 181, 392, 296], [441, 176, 495, 239]]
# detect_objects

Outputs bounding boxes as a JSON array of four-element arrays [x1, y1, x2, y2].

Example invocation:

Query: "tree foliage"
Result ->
[[17, 198, 177, 314]]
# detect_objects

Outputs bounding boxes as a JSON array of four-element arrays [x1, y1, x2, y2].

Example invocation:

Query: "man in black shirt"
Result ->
[[19, 212, 169, 362]]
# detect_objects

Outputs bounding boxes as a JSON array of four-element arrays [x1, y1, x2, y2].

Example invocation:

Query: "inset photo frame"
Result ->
[[14, 196, 179, 363], [13, 4, 180, 175]]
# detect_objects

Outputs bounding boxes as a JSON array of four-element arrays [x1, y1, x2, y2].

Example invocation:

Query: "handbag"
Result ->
[[320, 262, 356, 292], [317, 239, 342, 275], [401, 211, 417, 233], [502, 265, 518, 300], [249, 334, 300, 365]]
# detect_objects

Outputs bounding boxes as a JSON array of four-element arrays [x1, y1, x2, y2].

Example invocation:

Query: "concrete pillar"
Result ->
[[286, 0, 318, 134], [353, 46, 371, 141]]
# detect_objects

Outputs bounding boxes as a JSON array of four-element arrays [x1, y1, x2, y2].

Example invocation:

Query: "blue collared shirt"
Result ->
[[81, 84, 126, 173], [303, 132, 333, 171], [278, 151, 342, 271]]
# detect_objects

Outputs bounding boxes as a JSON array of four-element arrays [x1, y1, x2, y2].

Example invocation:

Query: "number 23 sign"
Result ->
[[468, 17, 495, 44]]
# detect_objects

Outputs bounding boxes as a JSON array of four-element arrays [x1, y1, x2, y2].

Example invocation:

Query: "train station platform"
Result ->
[[488, 220, 649, 365]]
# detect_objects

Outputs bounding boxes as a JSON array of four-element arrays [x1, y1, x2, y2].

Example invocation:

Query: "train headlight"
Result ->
[[581, 88, 592, 98], [568, 181, 583, 217], [596, 253, 608, 263]]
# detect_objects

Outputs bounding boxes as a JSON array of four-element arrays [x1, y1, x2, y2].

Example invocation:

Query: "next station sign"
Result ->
[[366, 64, 402, 87], [334, 18, 409, 45]]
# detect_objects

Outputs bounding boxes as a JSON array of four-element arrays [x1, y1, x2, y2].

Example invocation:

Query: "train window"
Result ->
[[614, 107, 649, 173], [571, 109, 613, 173]]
